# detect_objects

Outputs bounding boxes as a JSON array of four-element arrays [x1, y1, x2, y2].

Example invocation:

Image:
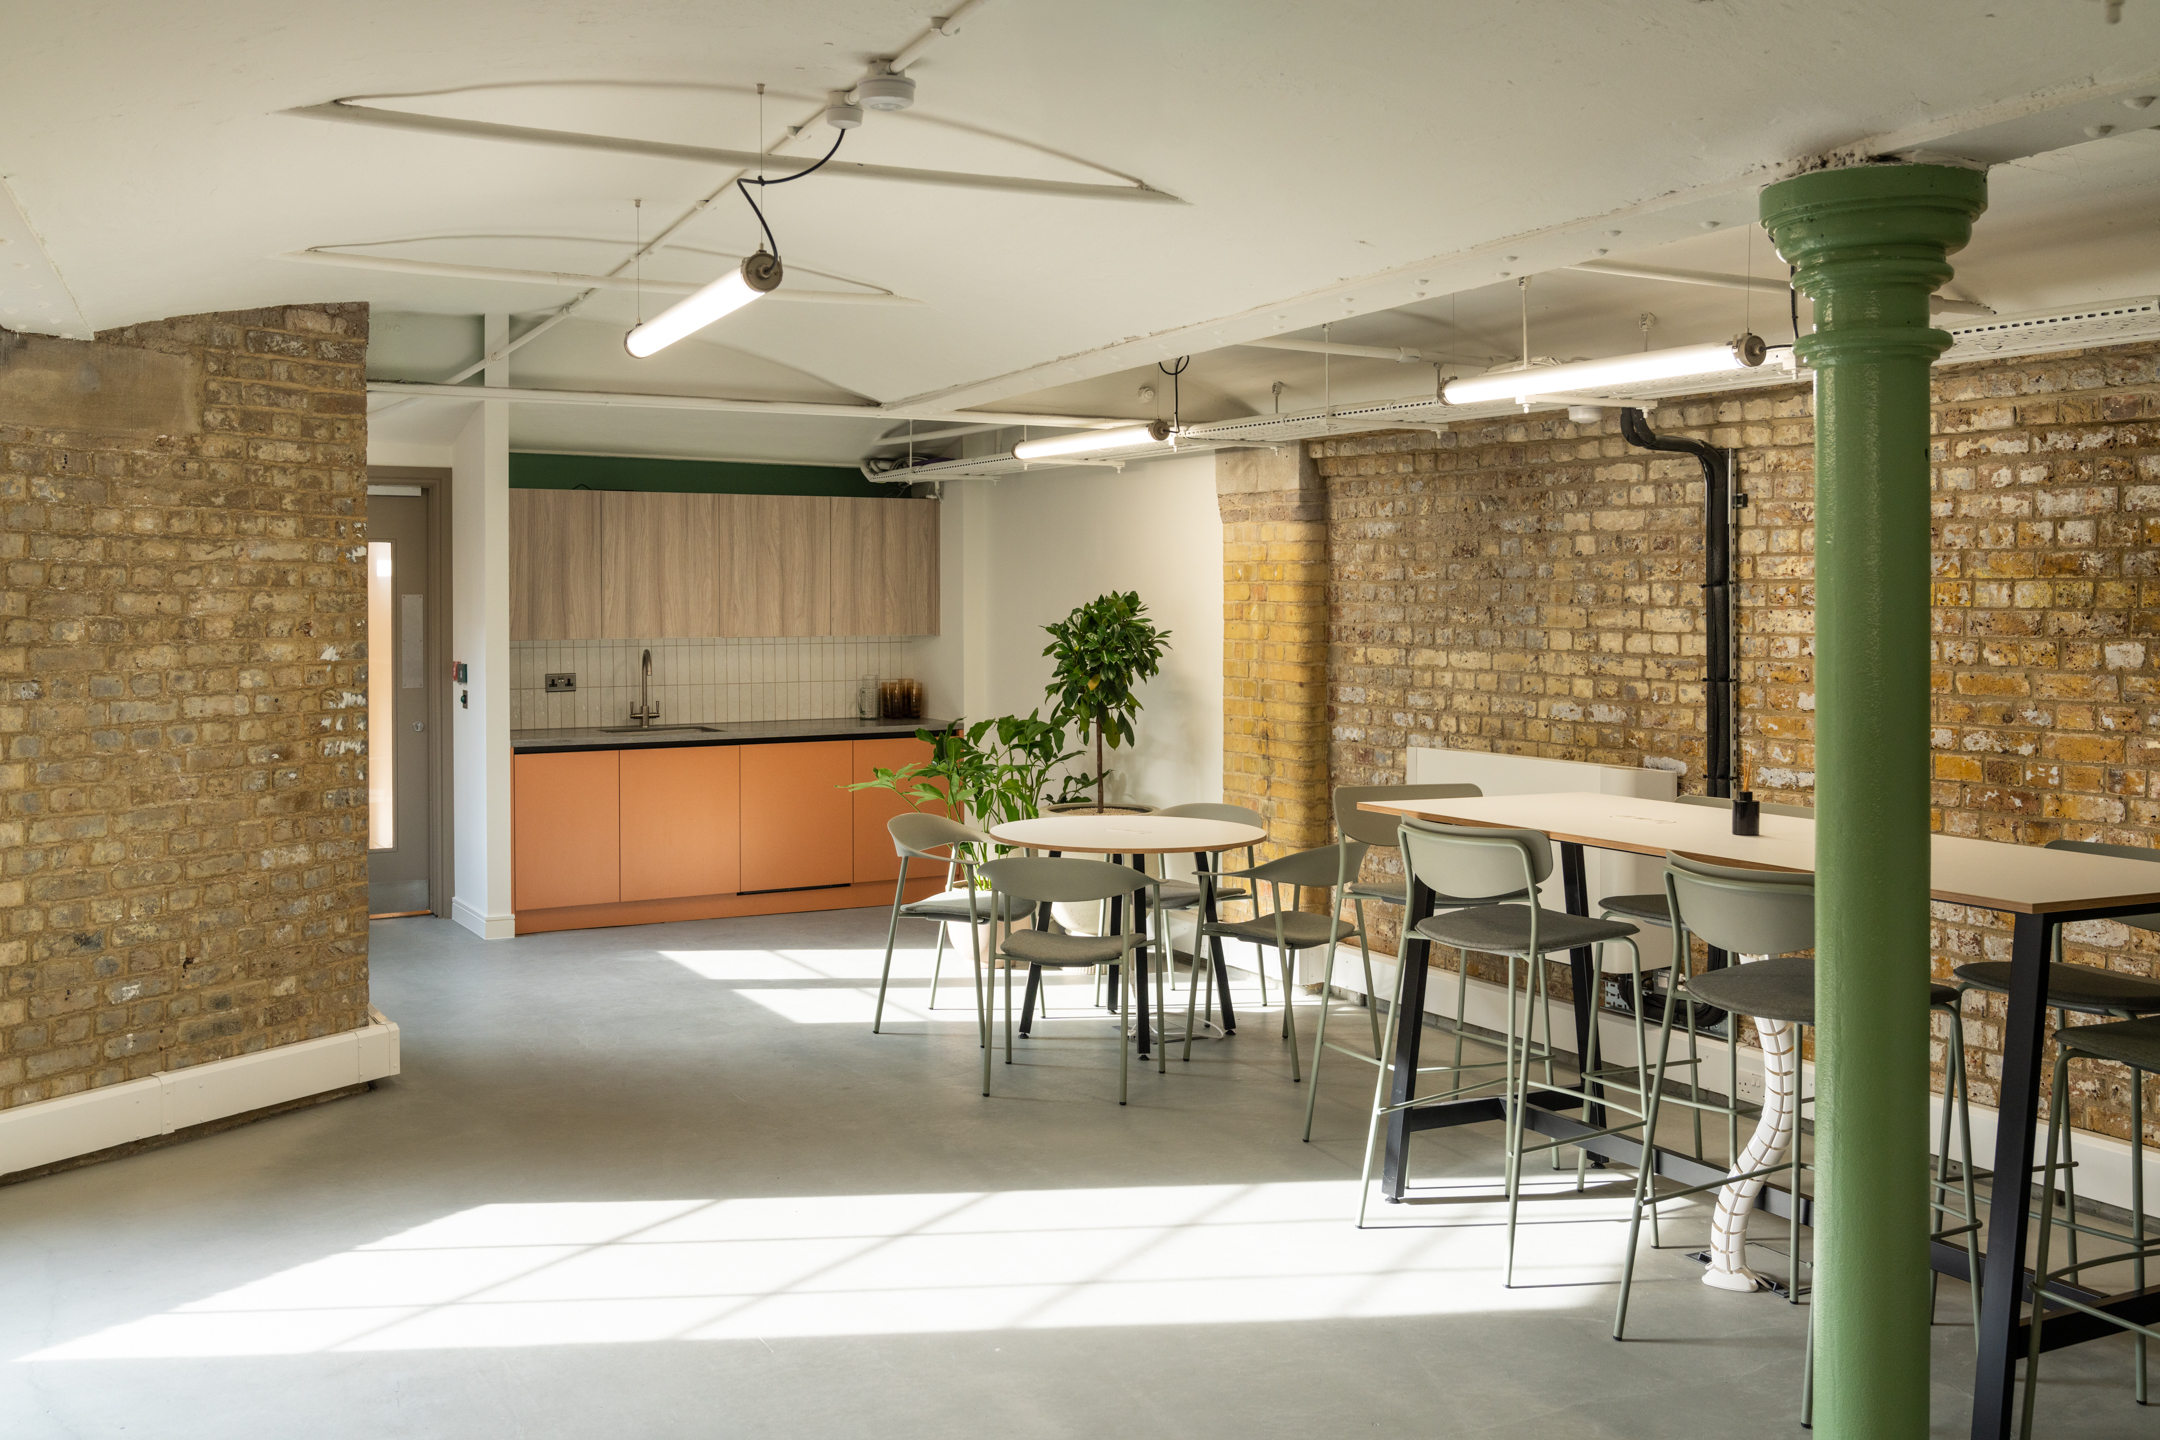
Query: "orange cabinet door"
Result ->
[[620, 746, 741, 902], [513, 750, 621, 910], [852, 738, 946, 884], [739, 741, 854, 891]]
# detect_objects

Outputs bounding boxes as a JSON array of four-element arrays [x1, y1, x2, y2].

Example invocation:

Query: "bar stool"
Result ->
[[1304, 783, 1518, 1142], [2020, 1013, 2157, 1437], [1184, 840, 1369, 1083], [1954, 840, 2160, 1270], [1356, 819, 1651, 1287], [872, 813, 993, 1038]]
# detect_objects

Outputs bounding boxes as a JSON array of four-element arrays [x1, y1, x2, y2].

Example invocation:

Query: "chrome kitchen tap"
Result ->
[[630, 648, 659, 728]]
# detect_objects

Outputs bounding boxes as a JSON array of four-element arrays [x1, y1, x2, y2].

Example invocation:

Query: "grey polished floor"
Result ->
[[1, 910, 2146, 1438]]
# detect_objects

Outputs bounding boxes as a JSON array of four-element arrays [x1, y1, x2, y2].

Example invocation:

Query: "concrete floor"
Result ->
[[1, 908, 2148, 1438]]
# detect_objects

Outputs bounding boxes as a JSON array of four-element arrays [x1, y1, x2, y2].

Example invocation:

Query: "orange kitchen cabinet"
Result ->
[[852, 738, 945, 884], [513, 750, 621, 911], [738, 741, 853, 891], [621, 746, 741, 902]]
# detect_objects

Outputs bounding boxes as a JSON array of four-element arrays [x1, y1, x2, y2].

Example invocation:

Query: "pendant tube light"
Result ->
[[1012, 419, 1172, 462], [625, 251, 783, 357], [1442, 333, 1769, 406]]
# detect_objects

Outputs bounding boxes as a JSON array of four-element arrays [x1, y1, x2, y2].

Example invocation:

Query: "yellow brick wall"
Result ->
[[1310, 339, 2160, 1145], [0, 306, 371, 1109]]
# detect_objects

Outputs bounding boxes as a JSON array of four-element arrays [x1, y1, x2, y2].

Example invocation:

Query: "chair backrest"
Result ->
[[2045, 838, 2160, 932], [1664, 851, 1815, 957], [889, 811, 990, 860], [1680, 793, 1814, 819], [1398, 818, 1551, 903], [979, 856, 1154, 908], [1154, 802, 1266, 827], [1334, 784, 1482, 848], [1235, 840, 1371, 891]]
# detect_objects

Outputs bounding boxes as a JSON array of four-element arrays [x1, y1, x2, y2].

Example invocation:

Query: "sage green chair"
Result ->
[[979, 856, 1167, 1105], [1184, 840, 1369, 1086], [1597, 794, 1815, 929], [2020, 1013, 2158, 1436], [1356, 818, 1651, 1289], [1304, 783, 1522, 1142], [873, 812, 993, 1039]]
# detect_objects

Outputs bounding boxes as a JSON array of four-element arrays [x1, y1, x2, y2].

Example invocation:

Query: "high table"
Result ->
[[1358, 791, 2160, 1440], [987, 813, 1269, 1058]]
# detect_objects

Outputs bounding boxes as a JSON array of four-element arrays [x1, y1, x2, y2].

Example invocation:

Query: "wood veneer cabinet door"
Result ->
[[509, 489, 603, 640], [851, 738, 944, 884], [829, 497, 940, 636], [620, 745, 741, 901], [720, 494, 831, 637], [602, 491, 722, 637], [512, 750, 621, 910], [738, 741, 853, 891]]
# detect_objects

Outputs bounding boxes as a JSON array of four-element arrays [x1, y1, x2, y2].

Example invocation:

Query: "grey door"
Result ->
[[366, 494, 435, 915]]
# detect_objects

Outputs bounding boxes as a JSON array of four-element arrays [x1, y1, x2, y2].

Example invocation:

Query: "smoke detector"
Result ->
[[856, 63, 916, 111]]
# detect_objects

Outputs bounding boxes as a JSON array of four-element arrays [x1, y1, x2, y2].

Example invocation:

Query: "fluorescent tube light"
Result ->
[[1442, 334, 1768, 406], [1012, 420, 1172, 462], [625, 252, 783, 357]]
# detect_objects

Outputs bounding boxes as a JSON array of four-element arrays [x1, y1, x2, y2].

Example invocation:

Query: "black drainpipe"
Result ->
[[1620, 408, 1735, 799]]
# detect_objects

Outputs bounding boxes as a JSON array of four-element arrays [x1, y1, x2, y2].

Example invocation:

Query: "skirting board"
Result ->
[[1335, 953, 2158, 1221], [0, 1013, 402, 1181], [452, 897, 516, 940]]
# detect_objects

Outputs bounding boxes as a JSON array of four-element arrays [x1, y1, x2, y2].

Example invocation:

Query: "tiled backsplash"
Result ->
[[511, 638, 920, 730]]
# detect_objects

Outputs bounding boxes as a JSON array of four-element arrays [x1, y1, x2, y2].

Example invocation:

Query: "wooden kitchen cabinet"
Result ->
[[512, 750, 621, 910], [829, 497, 940, 636], [509, 489, 604, 640], [720, 494, 832, 637], [602, 490, 722, 637], [620, 746, 741, 901], [851, 738, 944, 884], [738, 742, 854, 891]]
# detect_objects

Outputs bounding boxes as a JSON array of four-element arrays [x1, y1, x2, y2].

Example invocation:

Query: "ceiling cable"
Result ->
[[633, 200, 642, 324], [1156, 355, 1189, 432]]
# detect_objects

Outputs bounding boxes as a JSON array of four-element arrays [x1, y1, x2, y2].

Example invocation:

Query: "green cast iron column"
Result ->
[[1759, 163, 1986, 1436]]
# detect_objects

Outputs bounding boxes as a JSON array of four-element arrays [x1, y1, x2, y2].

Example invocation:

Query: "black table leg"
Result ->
[[1196, 850, 1237, 1034], [1971, 911, 2055, 1440], [1018, 963, 1042, 1035], [1559, 841, 1602, 1128], [1130, 854, 1152, 1058], [1382, 875, 1439, 1200]]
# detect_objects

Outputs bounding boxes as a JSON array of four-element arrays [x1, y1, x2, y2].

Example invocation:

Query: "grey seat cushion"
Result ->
[[900, 891, 993, 922], [1414, 904, 1636, 956], [999, 929, 1141, 968], [1207, 912, 1360, 948], [1681, 956, 1815, 1026], [1154, 878, 1250, 910], [1601, 892, 1671, 925], [1930, 982, 1959, 1008], [1952, 961, 2160, 1017], [2058, 1015, 2160, 1072]]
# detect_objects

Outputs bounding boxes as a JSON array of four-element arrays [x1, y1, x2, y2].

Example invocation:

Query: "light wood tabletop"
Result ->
[[987, 814, 1267, 856], [1358, 790, 2160, 916]]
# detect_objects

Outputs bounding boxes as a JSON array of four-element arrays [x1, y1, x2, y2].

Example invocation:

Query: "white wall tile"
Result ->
[[510, 636, 921, 730]]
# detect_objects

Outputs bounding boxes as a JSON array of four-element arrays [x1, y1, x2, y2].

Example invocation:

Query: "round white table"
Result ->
[[987, 813, 1268, 1055]]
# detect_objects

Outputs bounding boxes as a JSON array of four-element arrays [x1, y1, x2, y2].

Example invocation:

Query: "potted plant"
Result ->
[[1041, 591, 1172, 814], [845, 711, 1087, 861]]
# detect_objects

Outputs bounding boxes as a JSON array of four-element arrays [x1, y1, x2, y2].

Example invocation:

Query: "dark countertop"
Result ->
[[512, 717, 953, 755]]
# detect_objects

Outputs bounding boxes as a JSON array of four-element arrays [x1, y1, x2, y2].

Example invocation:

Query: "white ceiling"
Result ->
[[4, 1, 2158, 465]]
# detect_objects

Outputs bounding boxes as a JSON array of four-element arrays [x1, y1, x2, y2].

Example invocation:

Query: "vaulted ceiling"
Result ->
[[6, 1, 2158, 464]]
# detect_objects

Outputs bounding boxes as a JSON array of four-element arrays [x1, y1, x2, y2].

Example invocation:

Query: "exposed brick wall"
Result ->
[[1316, 339, 2160, 1146], [0, 306, 371, 1110], [1219, 447, 1331, 871]]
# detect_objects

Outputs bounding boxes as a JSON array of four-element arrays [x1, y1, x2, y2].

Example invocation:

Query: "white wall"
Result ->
[[928, 450, 1222, 810], [448, 380, 514, 939]]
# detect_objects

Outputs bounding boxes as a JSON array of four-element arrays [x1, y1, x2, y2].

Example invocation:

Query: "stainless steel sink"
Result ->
[[597, 724, 727, 734]]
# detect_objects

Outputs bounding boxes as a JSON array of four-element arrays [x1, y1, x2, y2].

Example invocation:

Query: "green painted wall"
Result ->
[[509, 452, 887, 498]]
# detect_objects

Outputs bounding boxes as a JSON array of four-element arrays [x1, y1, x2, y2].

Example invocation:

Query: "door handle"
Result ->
[[412, 721, 424, 732]]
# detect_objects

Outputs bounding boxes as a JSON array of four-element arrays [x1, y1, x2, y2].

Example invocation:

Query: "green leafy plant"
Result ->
[[845, 712, 1084, 846], [1042, 591, 1172, 813]]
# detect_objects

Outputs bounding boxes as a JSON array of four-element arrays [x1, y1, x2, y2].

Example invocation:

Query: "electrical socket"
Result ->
[[544, 673, 577, 692], [1734, 1067, 1766, 1104]]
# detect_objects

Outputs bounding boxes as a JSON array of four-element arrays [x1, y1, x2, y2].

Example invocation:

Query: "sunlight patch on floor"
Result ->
[[22, 1182, 1607, 1359]]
